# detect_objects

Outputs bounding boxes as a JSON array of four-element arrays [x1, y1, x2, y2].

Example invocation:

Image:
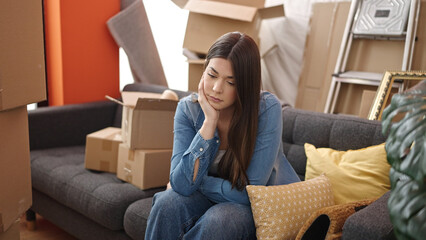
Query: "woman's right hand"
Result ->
[[198, 77, 219, 140]]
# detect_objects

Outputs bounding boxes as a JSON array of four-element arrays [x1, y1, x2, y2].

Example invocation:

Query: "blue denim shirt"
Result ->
[[169, 91, 300, 206]]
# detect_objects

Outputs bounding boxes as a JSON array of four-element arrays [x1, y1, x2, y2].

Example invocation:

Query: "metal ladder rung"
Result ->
[[334, 71, 403, 87], [333, 77, 402, 87], [352, 34, 407, 41], [334, 71, 383, 81]]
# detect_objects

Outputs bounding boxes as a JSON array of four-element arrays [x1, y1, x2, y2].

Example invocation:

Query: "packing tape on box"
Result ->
[[100, 161, 110, 171], [122, 108, 129, 142], [101, 132, 121, 151], [124, 163, 133, 182], [128, 149, 135, 161], [102, 140, 113, 151]]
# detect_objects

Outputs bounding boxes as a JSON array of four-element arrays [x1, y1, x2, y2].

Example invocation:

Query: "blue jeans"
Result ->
[[145, 189, 256, 240]]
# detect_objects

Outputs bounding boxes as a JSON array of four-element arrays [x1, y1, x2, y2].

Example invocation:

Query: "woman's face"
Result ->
[[203, 58, 237, 112]]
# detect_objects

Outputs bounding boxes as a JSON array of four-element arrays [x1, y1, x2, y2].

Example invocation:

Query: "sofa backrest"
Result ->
[[281, 107, 387, 180], [28, 101, 118, 150], [115, 85, 387, 181]]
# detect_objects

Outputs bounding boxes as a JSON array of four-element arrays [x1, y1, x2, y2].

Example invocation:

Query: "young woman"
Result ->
[[145, 32, 300, 239]]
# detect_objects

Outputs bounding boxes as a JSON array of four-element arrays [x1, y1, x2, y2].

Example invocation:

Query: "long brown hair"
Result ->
[[204, 32, 261, 190]]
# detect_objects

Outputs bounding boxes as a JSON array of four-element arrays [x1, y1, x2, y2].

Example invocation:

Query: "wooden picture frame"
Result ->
[[368, 71, 426, 120]]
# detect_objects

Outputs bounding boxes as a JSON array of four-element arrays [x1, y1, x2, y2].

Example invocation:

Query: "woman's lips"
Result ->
[[208, 95, 222, 103]]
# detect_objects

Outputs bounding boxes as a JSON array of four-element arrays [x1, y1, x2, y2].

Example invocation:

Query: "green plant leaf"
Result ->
[[381, 80, 426, 240]]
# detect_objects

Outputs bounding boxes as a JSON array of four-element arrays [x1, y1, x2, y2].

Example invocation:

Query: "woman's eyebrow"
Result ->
[[209, 66, 234, 79], [209, 67, 218, 74]]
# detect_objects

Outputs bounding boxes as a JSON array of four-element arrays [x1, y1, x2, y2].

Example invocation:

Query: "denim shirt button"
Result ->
[[216, 140, 219, 143], [200, 147, 204, 152]]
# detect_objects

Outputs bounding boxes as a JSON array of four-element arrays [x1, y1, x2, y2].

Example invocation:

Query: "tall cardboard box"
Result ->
[[0, 107, 32, 233], [120, 92, 178, 149], [295, 2, 350, 112], [0, 219, 19, 240], [117, 144, 172, 190], [0, 0, 46, 111], [85, 127, 122, 173], [188, 59, 205, 92], [182, 0, 285, 54]]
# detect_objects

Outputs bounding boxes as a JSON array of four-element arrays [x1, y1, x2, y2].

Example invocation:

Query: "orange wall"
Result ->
[[44, 0, 120, 106]]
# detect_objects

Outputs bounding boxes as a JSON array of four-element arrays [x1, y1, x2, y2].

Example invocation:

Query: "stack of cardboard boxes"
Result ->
[[0, 0, 46, 238], [174, 0, 285, 91], [85, 91, 178, 190]]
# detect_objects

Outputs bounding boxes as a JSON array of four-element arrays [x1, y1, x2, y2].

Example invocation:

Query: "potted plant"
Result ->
[[381, 79, 426, 240]]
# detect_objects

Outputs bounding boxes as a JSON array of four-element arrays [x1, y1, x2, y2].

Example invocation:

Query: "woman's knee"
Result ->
[[151, 189, 212, 218], [187, 203, 256, 239], [151, 190, 185, 214]]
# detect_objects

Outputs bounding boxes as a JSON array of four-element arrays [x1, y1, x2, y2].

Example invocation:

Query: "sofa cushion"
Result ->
[[247, 175, 334, 240], [304, 143, 391, 204], [30, 146, 161, 230], [123, 197, 154, 239]]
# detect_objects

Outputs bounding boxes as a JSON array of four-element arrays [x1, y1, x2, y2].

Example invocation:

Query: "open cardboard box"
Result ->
[[107, 92, 178, 150], [180, 0, 285, 54], [85, 127, 122, 173], [117, 144, 172, 190]]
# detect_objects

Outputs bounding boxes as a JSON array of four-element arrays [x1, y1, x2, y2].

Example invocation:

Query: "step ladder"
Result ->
[[324, 0, 421, 114]]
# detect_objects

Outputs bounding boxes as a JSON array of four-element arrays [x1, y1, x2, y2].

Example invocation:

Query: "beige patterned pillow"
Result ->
[[247, 175, 334, 240]]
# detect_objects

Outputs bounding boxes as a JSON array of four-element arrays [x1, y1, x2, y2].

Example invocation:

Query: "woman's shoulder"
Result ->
[[177, 93, 202, 118], [179, 93, 199, 107], [259, 91, 281, 112]]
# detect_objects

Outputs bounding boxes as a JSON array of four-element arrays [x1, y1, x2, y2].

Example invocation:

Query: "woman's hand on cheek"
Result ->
[[198, 77, 219, 139], [198, 78, 220, 123]]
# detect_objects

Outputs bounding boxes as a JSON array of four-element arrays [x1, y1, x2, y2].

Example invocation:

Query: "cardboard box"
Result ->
[[182, 0, 285, 54], [358, 90, 377, 118], [85, 127, 122, 173], [0, 219, 19, 240], [188, 59, 205, 92], [0, 0, 46, 111], [119, 92, 178, 149], [295, 2, 349, 112], [117, 144, 172, 190], [0, 106, 32, 232]]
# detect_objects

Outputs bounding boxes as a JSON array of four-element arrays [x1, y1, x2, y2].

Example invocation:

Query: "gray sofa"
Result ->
[[27, 83, 394, 239]]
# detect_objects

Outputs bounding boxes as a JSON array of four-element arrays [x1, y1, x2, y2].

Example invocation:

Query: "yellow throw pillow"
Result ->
[[247, 175, 334, 240], [304, 143, 391, 205]]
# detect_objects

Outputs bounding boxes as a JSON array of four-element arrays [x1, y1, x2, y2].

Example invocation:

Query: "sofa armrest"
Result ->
[[28, 100, 118, 150]]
